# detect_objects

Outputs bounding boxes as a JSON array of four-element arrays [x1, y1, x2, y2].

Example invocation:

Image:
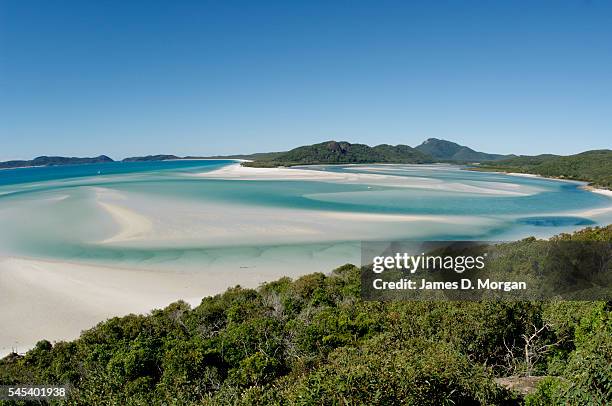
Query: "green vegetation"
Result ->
[[122, 155, 181, 162], [415, 138, 507, 162], [4, 140, 608, 191], [214, 138, 508, 166], [239, 140, 611, 191], [1, 226, 610, 405], [0, 155, 114, 169], [473, 150, 612, 189], [123, 155, 232, 162], [242, 141, 433, 167]]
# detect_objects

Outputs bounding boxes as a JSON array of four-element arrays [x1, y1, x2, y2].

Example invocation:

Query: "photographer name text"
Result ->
[[372, 278, 527, 291]]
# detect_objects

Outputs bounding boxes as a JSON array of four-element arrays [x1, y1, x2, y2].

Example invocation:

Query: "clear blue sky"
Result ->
[[1, 1, 610, 160]]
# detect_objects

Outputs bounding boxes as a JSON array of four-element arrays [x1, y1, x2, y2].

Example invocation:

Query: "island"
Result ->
[[0, 155, 114, 169]]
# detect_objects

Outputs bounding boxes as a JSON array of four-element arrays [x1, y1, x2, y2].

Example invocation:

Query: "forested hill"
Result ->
[[473, 149, 612, 189], [415, 138, 508, 161], [0, 155, 113, 169], [3, 142, 609, 189], [122, 155, 219, 161], [242, 141, 433, 167], [231, 141, 612, 190], [240, 138, 514, 167], [1, 225, 610, 405], [122, 155, 180, 162]]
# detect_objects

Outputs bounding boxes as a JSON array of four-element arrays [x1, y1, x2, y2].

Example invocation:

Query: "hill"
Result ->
[[0, 155, 114, 169], [243, 141, 433, 167], [415, 138, 507, 162], [122, 155, 181, 162], [474, 149, 612, 189]]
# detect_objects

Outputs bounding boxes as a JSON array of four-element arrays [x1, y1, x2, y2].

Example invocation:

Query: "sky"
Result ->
[[1, 1, 611, 160]]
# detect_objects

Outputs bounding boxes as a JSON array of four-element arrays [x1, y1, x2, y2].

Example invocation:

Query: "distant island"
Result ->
[[0, 154, 206, 168], [0, 155, 114, 169], [241, 141, 433, 167], [122, 154, 181, 162], [2, 139, 610, 189], [239, 139, 611, 190], [239, 138, 509, 167]]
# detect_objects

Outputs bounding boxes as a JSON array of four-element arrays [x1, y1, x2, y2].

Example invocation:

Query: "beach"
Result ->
[[0, 177, 492, 355], [0, 254, 343, 355], [195, 163, 544, 196], [1, 162, 611, 356]]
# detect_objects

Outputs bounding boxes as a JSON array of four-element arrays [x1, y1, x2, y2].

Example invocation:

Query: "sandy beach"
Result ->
[[196, 163, 543, 196], [92, 180, 497, 247], [0, 256, 208, 355], [0, 164, 505, 355], [0, 254, 346, 356], [582, 185, 612, 197], [1, 162, 610, 356]]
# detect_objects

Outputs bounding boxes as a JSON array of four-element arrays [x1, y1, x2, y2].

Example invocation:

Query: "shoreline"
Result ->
[[469, 167, 612, 196], [0, 255, 213, 356], [166, 158, 248, 162], [2, 163, 610, 357], [580, 185, 612, 197], [0, 165, 46, 171], [197, 163, 540, 196], [91, 182, 491, 247], [0, 250, 352, 357]]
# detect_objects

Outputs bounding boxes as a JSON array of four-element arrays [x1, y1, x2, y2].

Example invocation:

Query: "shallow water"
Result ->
[[0, 160, 610, 272]]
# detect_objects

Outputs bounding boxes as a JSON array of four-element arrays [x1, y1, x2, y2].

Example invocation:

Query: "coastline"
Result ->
[[0, 165, 46, 171], [580, 185, 612, 197], [0, 164, 509, 356], [0, 255, 205, 356], [470, 167, 612, 196], [2, 162, 610, 357], [197, 163, 540, 196], [0, 250, 353, 357]]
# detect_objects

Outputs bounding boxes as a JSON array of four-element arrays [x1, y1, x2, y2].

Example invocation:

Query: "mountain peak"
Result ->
[[416, 139, 505, 162]]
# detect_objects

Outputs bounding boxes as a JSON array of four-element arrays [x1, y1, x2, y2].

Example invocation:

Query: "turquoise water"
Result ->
[[0, 159, 233, 186], [0, 160, 610, 271]]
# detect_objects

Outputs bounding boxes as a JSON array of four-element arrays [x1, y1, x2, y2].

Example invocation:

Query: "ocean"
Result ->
[[0, 160, 610, 273]]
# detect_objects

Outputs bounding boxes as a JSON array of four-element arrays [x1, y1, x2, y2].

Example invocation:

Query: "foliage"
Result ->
[[475, 149, 612, 189], [242, 140, 433, 167], [415, 138, 506, 162], [0, 155, 114, 169]]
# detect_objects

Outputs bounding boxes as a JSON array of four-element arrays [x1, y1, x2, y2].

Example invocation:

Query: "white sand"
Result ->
[[504, 172, 591, 187], [587, 187, 612, 197], [0, 251, 352, 356], [195, 162, 368, 181], [506, 172, 543, 178], [92, 185, 494, 247], [0, 174, 503, 355], [197, 163, 540, 196], [0, 256, 208, 355], [487, 171, 612, 200], [3, 162, 605, 356], [98, 202, 153, 243]]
